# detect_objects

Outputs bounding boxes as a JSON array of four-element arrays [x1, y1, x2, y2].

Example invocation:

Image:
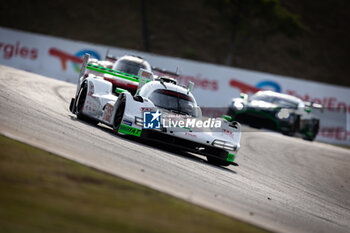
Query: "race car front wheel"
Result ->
[[281, 116, 299, 137], [113, 97, 126, 134], [302, 124, 318, 141], [75, 82, 98, 125]]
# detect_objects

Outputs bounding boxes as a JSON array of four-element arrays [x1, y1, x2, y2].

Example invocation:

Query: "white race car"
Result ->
[[69, 54, 241, 166]]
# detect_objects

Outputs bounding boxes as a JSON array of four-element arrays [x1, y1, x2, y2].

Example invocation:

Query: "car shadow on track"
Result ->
[[69, 116, 237, 174], [127, 136, 237, 175]]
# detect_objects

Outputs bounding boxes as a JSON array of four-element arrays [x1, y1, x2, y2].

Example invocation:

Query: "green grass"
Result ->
[[0, 135, 269, 233]]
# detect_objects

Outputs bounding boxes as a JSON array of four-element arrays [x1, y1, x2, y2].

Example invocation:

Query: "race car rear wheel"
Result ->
[[281, 126, 296, 136], [113, 96, 126, 134], [75, 82, 98, 125], [206, 156, 230, 167]]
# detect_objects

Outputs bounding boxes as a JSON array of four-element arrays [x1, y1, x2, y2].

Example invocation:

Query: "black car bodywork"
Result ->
[[227, 91, 320, 141]]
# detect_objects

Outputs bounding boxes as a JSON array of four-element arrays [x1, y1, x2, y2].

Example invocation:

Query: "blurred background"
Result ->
[[1, 0, 349, 87]]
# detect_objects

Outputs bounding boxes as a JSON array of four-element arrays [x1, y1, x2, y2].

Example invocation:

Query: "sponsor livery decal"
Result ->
[[103, 104, 113, 122], [122, 120, 132, 126], [118, 124, 142, 137], [141, 107, 154, 112], [222, 129, 234, 139], [185, 132, 197, 138]]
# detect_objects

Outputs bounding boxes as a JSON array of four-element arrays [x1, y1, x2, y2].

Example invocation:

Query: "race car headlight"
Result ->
[[135, 117, 143, 126], [212, 140, 236, 151], [224, 143, 235, 151], [232, 101, 244, 111], [213, 140, 225, 148], [276, 109, 290, 119]]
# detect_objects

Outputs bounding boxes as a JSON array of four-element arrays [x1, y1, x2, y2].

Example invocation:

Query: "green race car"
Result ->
[[227, 90, 321, 141]]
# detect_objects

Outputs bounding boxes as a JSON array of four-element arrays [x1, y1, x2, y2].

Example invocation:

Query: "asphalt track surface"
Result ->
[[1, 65, 349, 233]]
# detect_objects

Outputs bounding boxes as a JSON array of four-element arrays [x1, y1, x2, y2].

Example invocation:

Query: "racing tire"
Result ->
[[302, 129, 317, 141], [75, 82, 98, 125], [112, 96, 126, 135], [206, 156, 230, 167], [302, 120, 319, 142], [302, 135, 316, 141], [281, 125, 296, 137], [281, 116, 299, 137]]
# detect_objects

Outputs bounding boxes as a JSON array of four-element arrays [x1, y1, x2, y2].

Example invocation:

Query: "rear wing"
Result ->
[[152, 66, 179, 78], [105, 53, 117, 63]]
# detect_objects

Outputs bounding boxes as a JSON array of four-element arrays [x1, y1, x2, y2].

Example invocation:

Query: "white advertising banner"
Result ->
[[1, 27, 349, 146]]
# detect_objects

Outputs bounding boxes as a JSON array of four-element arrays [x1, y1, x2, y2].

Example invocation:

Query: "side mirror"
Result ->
[[221, 115, 232, 122], [304, 101, 323, 113], [194, 106, 202, 118], [312, 102, 324, 113], [240, 93, 248, 100]]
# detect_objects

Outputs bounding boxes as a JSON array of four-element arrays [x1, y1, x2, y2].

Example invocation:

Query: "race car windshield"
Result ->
[[272, 98, 298, 109], [251, 94, 298, 109], [114, 60, 147, 75], [149, 89, 196, 117]]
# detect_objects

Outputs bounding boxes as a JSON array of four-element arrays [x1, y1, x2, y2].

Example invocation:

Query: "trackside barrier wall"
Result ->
[[1, 27, 349, 146]]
